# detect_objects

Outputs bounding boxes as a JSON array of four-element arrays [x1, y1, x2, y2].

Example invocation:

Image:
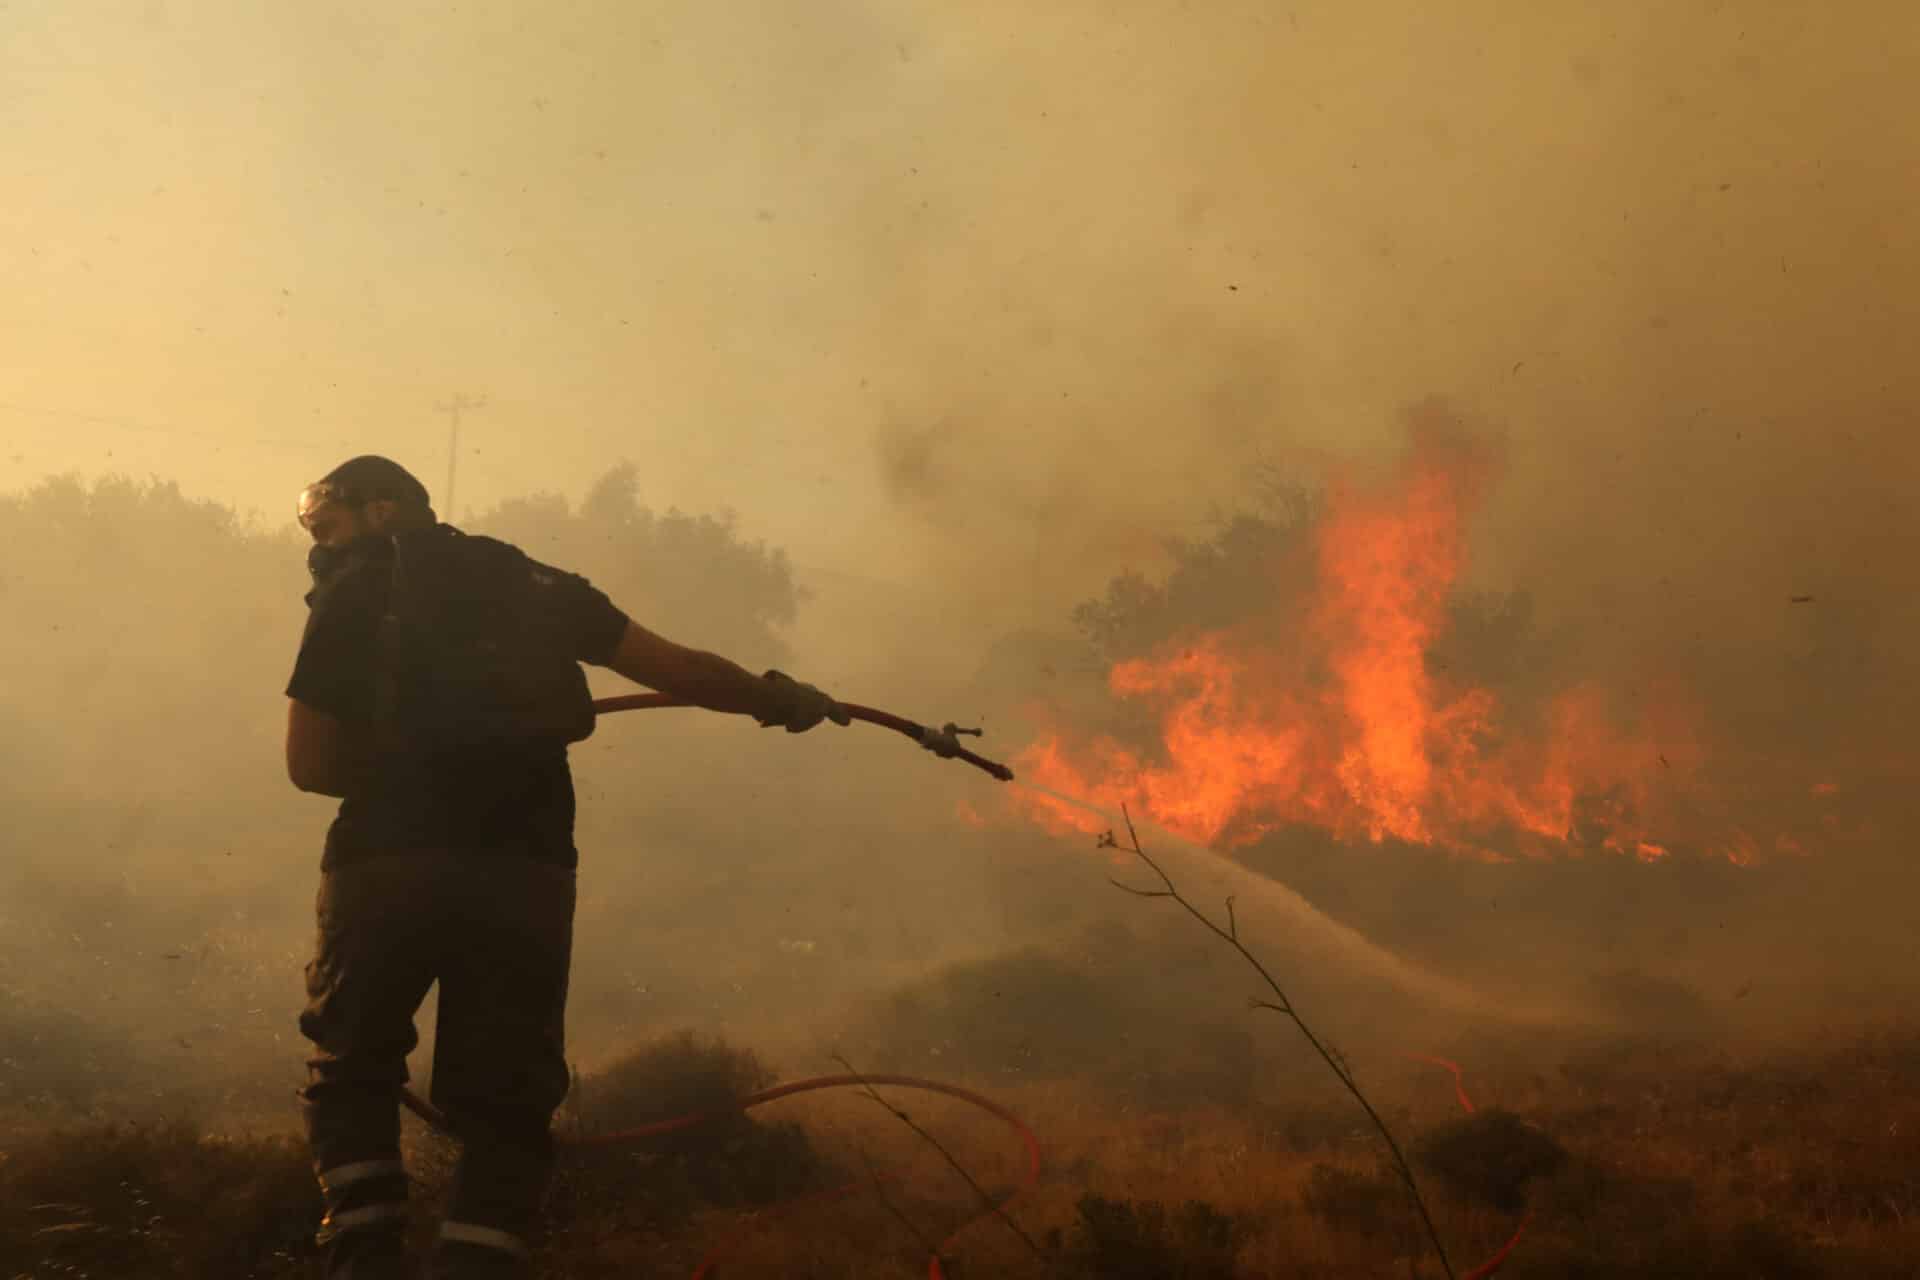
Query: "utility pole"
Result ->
[[433, 394, 486, 519]]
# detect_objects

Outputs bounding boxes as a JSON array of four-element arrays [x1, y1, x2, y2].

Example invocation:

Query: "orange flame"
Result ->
[[1015, 432, 1715, 860]]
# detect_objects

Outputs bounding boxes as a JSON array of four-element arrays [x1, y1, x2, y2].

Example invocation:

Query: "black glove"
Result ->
[[755, 670, 852, 734]]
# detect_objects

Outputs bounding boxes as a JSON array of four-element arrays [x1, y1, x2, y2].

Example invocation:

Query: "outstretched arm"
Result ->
[[602, 619, 775, 717], [601, 620, 847, 733]]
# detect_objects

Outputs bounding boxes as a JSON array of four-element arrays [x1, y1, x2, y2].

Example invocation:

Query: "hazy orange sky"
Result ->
[[6, 2, 1916, 632]]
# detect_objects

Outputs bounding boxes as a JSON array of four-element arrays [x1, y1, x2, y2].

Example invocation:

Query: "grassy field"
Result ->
[[5, 1022, 1918, 1279]]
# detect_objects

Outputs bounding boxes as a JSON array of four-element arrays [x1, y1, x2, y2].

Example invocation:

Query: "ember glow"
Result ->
[[1016, 434, 1711, 860]]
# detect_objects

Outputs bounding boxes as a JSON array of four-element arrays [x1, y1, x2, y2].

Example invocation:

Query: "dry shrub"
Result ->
[[849, 926, 1259, 1107], [1056, 1192, 1240, 1280], [1412, 1108, 1567, 1213], [547, 1030, 824, 1234], [563, 1029, 777, 1138]]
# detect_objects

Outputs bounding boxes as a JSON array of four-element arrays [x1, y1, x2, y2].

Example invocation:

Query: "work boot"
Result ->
[[426, 1099, 553, 1280], [316, 1222, 411, 1280], [312, 1155, 414, 1280]]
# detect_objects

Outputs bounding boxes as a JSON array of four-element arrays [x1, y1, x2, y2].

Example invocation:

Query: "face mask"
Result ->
[[307, 542, 344, 583], [305, 534, 388, 589]]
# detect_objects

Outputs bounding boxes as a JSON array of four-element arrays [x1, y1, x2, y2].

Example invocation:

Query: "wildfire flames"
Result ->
[[1016, 432, 1737, 862]]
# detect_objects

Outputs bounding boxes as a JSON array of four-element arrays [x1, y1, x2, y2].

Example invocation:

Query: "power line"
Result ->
[[433, 394, 486, 516]]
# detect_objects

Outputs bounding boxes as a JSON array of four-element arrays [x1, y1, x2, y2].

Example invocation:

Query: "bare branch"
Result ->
[[1108, 877, 1175, 899], [853, 1143, 943, 1259], [1101, 818, 1457, 1280], [831, 1054, 1045, 1260]]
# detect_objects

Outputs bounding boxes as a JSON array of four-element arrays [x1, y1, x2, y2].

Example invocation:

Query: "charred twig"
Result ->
[[853, 1143, 944, 1259], [1103, 807, 1458, 1280], [831, 1053, 1045, 1260]]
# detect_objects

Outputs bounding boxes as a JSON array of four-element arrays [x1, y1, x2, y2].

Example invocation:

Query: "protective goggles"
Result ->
[[296, 481, 368, 531]]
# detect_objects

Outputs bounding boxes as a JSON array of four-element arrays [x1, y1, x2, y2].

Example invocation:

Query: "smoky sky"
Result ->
[[6, 3, 1913, 627]]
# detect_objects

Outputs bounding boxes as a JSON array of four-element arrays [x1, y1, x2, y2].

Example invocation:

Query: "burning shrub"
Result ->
[[1058, 1192, 1240, 1280], [1412, 1107, 1567, 1213]]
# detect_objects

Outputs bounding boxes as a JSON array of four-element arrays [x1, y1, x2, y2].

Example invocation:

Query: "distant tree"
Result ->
[[471, 463, 803, 670], [0, 473, 301, 917], [1071, 479, 1324, 662]]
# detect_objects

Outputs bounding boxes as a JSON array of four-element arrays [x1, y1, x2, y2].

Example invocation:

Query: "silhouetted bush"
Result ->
[[548, 1030, 823, 1232], [850, 926, 1260, 1106], [1059, 1193, 1240, 1279], [1413, 1107, 1567, 1213]]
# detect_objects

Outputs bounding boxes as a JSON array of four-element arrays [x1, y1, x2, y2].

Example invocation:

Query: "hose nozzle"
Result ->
[[918, 722, 979, 758]]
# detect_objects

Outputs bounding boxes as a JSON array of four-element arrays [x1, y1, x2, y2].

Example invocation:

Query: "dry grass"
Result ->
[[0, 1120, 318, 1278], [4, 1025, 1919, 1278]]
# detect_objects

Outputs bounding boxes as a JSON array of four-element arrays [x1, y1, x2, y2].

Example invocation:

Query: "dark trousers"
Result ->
[[299, 852, 576, 1277]]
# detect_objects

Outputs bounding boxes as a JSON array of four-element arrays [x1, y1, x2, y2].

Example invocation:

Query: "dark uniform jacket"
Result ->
[[286, 526, 628, 871]]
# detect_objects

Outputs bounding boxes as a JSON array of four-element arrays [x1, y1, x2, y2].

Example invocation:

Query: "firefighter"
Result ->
[[286, 455, 846, 1278]]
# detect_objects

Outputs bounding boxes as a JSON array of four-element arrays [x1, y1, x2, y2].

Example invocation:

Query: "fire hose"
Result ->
[[390, 696, 1525, 1277], [400, 1072, 1038, 1279], [589, 691, 1017, 783]]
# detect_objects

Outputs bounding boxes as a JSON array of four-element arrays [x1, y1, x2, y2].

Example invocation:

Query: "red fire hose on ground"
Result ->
[[390, 694, 1526, 1277], [400, 1072, 1038, 1279]]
